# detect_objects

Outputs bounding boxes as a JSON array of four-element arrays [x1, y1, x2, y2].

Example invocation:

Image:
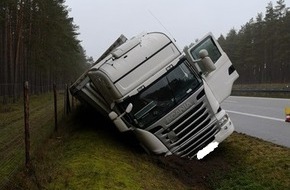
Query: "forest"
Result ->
[[1, 0, 290, 105], [217, 0, 290, 84], [0, 0, 90, 104]]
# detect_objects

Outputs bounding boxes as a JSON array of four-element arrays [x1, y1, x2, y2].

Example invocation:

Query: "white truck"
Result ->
[[70, 32, 239, 159]]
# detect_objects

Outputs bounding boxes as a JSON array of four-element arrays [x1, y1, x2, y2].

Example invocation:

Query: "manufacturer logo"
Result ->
[[165, 102, 192, 124]]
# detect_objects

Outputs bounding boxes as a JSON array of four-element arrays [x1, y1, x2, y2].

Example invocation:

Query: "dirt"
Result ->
[[117, 131, 231, 189], [151, 151, 231, 189]]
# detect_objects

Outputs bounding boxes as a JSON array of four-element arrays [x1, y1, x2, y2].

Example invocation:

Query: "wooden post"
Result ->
[[64, 84, 67, 115], [23, 81, 30, 168], [72, 95, 75, 110], [64, 84, 71, 115], [53, 83, 58, 132], [66, 84, 71, 114], [71, 83, 75, 110]]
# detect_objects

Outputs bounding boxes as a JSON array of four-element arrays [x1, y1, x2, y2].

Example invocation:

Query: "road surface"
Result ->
[[221, 96, 290, 148]]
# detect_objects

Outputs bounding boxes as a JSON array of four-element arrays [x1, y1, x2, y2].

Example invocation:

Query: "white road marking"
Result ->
[[225, 110, 285, 122], [223, 100, 238, 103], [229, 96, 290, 101]]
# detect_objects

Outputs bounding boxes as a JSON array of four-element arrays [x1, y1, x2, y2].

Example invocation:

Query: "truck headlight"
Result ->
[[218, 114, 229, 127]]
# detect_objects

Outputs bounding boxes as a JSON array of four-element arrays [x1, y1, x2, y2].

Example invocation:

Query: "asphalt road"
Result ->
[[221, 96, 290, 148]]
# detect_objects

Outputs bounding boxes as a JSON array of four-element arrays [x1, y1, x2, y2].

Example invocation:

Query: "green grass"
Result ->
[[0, 92, 64, 187], [2, 92, 290, 189], [0, 93, 63, 145], [10, 105, 290, 190], [14, 107, 189, 189], [210, 133, 290, 189], [43, 131, 186, 189]]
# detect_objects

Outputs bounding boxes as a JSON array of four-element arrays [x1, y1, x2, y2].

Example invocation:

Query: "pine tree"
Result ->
[[0, 0, 89, 103]]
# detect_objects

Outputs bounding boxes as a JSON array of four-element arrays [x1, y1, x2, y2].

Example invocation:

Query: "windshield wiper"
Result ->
[[134, 101, 157, 120]]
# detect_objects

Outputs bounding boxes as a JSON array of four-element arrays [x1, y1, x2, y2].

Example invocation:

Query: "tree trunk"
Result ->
[[13, 0, 25, 102], [3, 8, 9, 104]]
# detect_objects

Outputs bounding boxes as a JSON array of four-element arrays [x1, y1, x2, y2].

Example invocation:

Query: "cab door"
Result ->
[[186, 33, 239, 103]]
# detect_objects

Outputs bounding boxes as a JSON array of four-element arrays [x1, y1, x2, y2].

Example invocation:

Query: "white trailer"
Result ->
[[70, 32, 239, 159]]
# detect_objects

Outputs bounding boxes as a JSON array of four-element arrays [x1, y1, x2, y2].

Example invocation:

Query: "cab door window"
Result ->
[[190, 37, 221, 63]]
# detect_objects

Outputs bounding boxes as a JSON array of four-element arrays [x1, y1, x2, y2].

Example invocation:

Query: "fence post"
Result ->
[[70, 83, 75, 110], [64, 84, 71, 115], [23, 81, 30, 168], [72, 95, 75, 110], [67, 84, 71, 114], [53, 84, 58, 132]]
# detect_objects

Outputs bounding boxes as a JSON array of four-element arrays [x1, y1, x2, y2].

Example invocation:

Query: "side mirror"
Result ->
[[109, 111, 118, 120], [108, 111, 129, 132], [108, 103, 133, 132], [199, 49, 216, 74]]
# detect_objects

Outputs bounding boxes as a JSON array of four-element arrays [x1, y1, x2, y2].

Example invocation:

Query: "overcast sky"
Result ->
[[64, 0, 290, 60]]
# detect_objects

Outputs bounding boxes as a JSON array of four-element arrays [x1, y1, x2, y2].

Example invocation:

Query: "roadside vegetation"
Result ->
[[0, 92, 64, 188], [217, 1, 290, 85], [0, 0, 90, 105], [233, 83, 290, 98], [8, 102, 290, 190], [1, 0, 290, 189]]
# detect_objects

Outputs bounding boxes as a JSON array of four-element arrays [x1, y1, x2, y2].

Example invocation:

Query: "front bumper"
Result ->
[[196, 116, 234, 159], [214, 116, 235, 143]]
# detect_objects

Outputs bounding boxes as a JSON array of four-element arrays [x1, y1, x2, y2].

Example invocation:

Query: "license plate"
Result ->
[[196, 142, 219, 160]]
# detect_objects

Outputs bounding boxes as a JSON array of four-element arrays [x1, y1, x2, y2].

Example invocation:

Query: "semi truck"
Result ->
[[70, 31, 239, 159]]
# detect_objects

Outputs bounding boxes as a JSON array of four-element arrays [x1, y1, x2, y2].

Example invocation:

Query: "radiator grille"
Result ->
[[147, 87, 219, 159]]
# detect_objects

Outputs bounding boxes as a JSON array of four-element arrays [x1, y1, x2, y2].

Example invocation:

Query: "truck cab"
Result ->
[[70, 32, 239, 159]]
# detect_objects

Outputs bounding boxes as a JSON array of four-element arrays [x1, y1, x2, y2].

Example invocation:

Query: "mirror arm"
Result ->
[[190, 58, 201, 63], [109, 103, 133, 120]]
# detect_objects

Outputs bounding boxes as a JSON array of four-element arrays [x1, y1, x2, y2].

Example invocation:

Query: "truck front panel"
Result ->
[[119, 58, 232, 159]]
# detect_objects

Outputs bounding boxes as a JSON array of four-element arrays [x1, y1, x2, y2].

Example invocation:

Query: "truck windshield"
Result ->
[[120, 59, 201, 128]]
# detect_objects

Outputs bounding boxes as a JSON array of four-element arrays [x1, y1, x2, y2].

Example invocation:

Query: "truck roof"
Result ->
[[89, 32, 181, 100]]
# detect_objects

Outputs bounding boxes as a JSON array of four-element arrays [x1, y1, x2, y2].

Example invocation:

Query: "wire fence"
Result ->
[[0, 82, 66, 105], [0, 82, 74, 189]]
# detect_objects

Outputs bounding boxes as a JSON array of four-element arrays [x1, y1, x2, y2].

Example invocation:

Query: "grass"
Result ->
[[210, 133, 290, 189], [1, 92, 290, 189], [11, 105, 290, 190], [0, 93, 63, 145], [43, 131, 185, 189], [0, 92, 64, 188], [14, 107, 189, 189]]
